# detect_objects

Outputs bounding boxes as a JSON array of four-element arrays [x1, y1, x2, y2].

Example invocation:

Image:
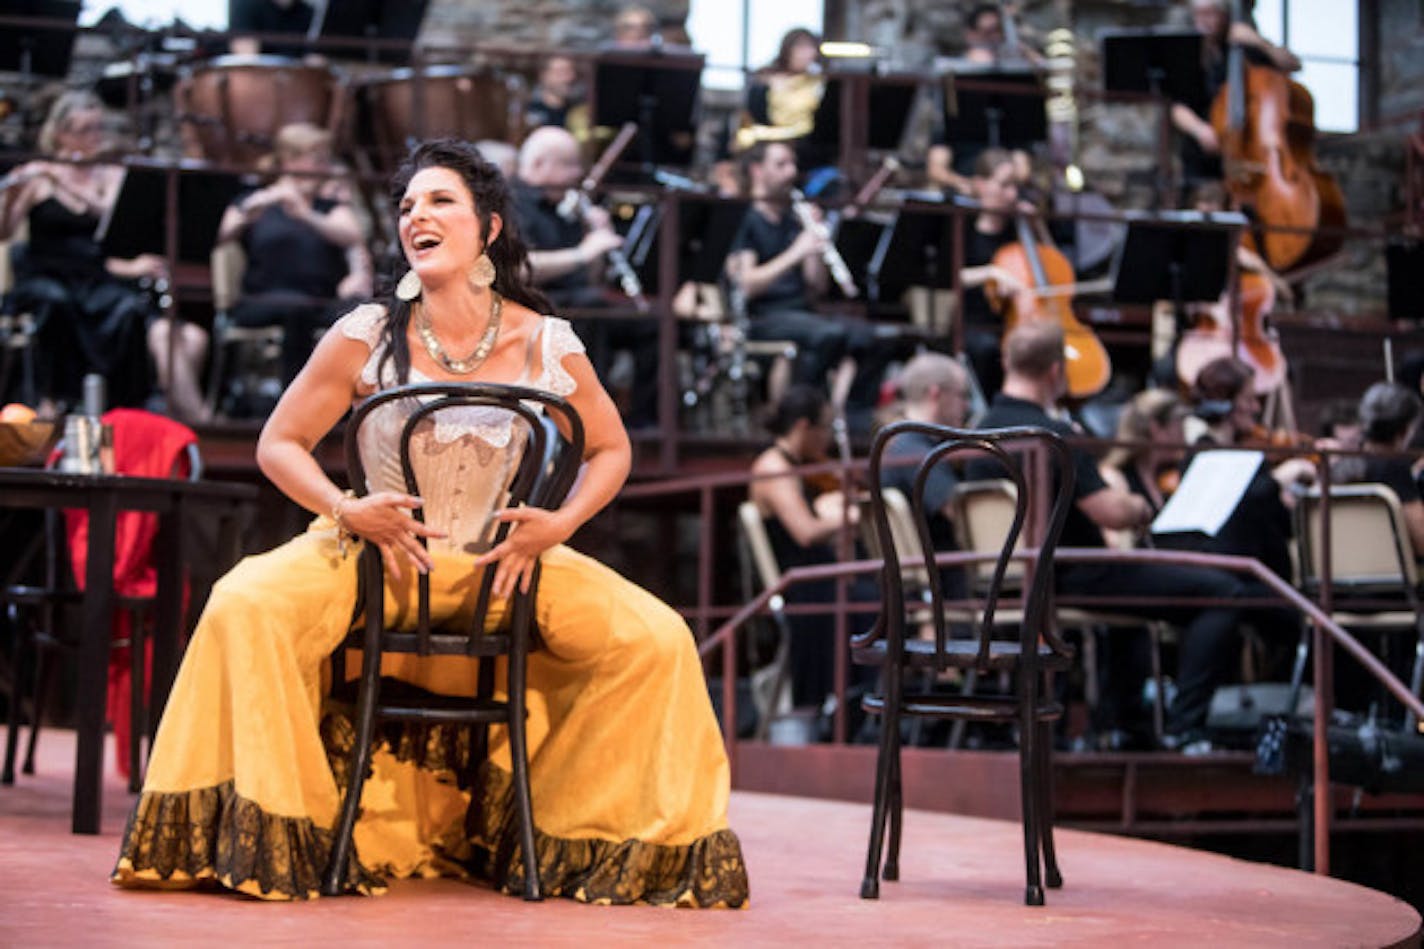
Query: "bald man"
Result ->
[[512, 126, 658, 426]]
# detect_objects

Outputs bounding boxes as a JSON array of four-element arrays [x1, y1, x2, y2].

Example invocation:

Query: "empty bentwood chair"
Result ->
[[321, 382, 584, 899], [855, 422, 1076, 906]]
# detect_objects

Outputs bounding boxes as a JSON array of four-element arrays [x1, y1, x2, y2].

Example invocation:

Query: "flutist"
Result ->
[[512, 126, 658, 427], [726, 141, 882, 405]]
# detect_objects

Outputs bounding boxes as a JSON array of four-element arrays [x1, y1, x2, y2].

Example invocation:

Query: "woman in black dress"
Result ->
[[1, 91, 163, 412]]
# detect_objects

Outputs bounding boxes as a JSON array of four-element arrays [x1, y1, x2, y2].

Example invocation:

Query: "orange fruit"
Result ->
[[0, 402, 37, 424]]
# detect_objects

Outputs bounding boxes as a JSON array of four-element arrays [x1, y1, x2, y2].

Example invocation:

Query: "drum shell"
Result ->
[[176, 55, 340, 167], [355, 67, 522, 171]]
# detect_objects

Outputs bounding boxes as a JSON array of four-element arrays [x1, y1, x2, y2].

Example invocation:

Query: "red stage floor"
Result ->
[[1, 732, 1418, 947]]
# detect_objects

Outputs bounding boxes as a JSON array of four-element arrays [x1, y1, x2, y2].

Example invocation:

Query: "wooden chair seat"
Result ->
[[852, 637, 1072, 672]]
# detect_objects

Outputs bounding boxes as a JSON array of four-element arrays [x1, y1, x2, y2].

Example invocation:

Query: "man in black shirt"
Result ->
[[512, 126, 657, 427], [229, 0, 314, 57], [970, 322, 1246, 750], [524, 55, 582, 132], [726, 141, 864, 395]]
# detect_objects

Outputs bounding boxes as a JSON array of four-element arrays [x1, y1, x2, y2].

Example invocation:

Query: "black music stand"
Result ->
[[1387, 239, 1424, 323], [869, 203, 959, 304], [97, 165, 246, 265], [809, 76, 920, 162], [828, 216, 888, 305], [1111, 211, 1242, 331], [313, 0, 429, 64], [592, 49, 704, 168], [942, 70, 1046, 155], [0, 1, 80, 81], [1100, 28, 1206, 106], [634, 196, 748, 297]]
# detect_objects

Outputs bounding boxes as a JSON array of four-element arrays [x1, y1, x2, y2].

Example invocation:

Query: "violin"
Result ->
[[988, 213, 1112, 399]]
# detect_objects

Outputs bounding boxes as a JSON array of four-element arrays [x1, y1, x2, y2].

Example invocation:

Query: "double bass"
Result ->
[[1209, 0, 1345, 272], [987, 214, 1112, 399]]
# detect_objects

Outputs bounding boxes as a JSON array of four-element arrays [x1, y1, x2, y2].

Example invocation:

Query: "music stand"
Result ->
[[809, 76, 920, 157], [869, 203, 959, 304], [97, 164, 246, 265], [941, 70, 1046, 153], [1387, 238, 1424, 323], [0, 1, 80, 80], [592, 49, 704, 168], [1100, 28, 1205, 106], [313, 0, 429, 64], [828, 216, 888, 305], [634, 195, 748, 296], [1111, 211, 1243, 330]]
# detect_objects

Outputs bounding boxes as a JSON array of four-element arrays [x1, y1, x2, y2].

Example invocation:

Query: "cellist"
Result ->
[[1169, 0, 1300, 198]]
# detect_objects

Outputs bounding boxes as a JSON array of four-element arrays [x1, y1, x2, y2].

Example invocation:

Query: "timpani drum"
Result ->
[[355, 65, 522, 172], [175, 55, 342, 167]]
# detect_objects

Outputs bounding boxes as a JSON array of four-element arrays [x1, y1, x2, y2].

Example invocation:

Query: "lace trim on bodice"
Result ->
[[337, 303, 584, 448]]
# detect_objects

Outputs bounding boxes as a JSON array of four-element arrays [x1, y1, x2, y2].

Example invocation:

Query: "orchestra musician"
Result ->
[[228, 0, 316, 58], [1339, 382, 1424, 558], [725, 141, 871, 402], [1169, 0, 1300, 194], [610, 5, 659, 49], [524, 54, 584, 133], [747, 385, 869, 721], [960, 3, 1043, 67], [736, 29, 825, 158], [209, 123, 371, 402], [968, 322, 1247, 753], [0, 91, 164, 414], [512, 126, 657, 427], [954, 147, 1039, 398]]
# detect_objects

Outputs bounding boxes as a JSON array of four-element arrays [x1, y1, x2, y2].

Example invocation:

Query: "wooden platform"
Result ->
[[1, 732, 1418, 947]]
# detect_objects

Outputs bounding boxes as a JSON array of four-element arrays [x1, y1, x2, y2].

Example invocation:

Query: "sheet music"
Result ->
[[1150, 449, 1263, 538]]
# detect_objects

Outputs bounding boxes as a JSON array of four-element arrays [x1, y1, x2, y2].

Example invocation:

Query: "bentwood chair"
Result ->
[[855, 422, 1076, 906], [322, 382, 584, 900]]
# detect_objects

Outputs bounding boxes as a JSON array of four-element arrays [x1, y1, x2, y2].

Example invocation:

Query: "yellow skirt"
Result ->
[[111, 523, 748, 906]]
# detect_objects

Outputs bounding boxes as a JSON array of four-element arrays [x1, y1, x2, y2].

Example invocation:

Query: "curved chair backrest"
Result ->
[[344, 382, 585, 651], [865, 421, 1076, 674], [952, 478, 1025, 590], [210, 241, 247, 314], [737, 499, 783, 597]]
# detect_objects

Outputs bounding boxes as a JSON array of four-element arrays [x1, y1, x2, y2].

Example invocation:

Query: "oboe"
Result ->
[[789, 188, 858, 298]]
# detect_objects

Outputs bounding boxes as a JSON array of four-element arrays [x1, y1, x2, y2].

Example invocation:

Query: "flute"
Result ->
[[789, 188, 858, 299]]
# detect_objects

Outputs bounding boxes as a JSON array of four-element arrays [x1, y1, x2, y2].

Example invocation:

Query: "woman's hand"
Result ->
[[472, 506, 574, 598], [339, 491, 446, 580]]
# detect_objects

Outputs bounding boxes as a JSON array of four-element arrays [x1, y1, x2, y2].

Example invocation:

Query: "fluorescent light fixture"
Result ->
[[820, 41, 874, 58]]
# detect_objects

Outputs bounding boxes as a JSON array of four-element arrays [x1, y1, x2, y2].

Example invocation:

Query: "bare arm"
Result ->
[[257, 319, 444, 579], [1229, 22, 1301, 72], [749, 453, 843, 548], [927, 145, 972, 195], [728, 227, 822, 302], [1077, 484, 1152, 533]]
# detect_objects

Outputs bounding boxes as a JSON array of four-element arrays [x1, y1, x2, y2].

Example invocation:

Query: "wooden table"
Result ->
[[0, 469, 256, 833]]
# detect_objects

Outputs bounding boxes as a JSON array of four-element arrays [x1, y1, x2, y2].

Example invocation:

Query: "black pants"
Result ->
[[747, 307, 849, 389], [1060, 561, 1245, 736], [16, 272, 151, 408]]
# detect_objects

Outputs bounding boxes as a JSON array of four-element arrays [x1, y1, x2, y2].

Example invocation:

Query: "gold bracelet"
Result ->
[[332, 489, 357, 555]]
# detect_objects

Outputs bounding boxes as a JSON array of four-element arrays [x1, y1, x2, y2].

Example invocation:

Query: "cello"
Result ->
[[1209, 0, 1345, 272], [1175, 267, 1285, 395], [988, 214, 1112, 399]]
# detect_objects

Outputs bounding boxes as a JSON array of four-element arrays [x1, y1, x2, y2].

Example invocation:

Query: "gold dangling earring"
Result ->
[[395, 269, 423, 302], [468, 253, 496, 290]]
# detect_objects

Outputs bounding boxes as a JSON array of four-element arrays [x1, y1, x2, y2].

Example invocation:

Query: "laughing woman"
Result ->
[[112, 139, 748, 907]]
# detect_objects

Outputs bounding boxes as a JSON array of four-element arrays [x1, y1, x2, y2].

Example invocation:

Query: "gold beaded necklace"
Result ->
[[413, 292, 503, 375]]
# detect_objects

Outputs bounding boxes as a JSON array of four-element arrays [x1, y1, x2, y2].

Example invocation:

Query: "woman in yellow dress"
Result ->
[[111, 139, 749, 906]]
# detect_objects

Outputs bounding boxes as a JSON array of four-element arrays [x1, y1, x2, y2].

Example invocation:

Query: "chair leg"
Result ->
[[1019, 674, 1045, 907], [883, 725, 903, 882], [1037, 719, 1062, 889], [506, 626, 542, 901], [128, 614, 145, 793], [23, 644, 56, 776], [463, 658, 495, 842], [860, 669, 899, 899], [3, 622, 31, 785], [322, 655, 382, 897]]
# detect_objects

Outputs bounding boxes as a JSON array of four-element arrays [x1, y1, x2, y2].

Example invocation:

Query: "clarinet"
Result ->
[[789, 188, 858, 299], [564, 190, 649, 312]]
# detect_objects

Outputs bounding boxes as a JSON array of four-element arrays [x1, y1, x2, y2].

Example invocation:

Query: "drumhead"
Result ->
[[189, 54, 318, 73], [365, 64, 491, 86]]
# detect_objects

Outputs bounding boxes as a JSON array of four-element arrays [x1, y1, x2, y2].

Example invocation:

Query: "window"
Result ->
[[686, 0, 824, 91], [1253, 0, 1359, 133], [80, 0, 227, 30]]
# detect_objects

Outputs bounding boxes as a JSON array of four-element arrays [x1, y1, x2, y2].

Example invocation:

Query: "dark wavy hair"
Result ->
[[377, 138, 553, 384]]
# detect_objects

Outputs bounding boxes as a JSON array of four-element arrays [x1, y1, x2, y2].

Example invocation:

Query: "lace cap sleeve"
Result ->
[[336, 303, 387, 350], [540, 316, 586, 398]]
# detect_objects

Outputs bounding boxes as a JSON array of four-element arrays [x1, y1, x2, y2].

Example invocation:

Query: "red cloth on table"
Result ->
[[61, 408, 197, 779]]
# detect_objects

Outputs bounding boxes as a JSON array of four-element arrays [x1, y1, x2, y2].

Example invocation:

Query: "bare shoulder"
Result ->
[[751, 445, 791, 478]]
